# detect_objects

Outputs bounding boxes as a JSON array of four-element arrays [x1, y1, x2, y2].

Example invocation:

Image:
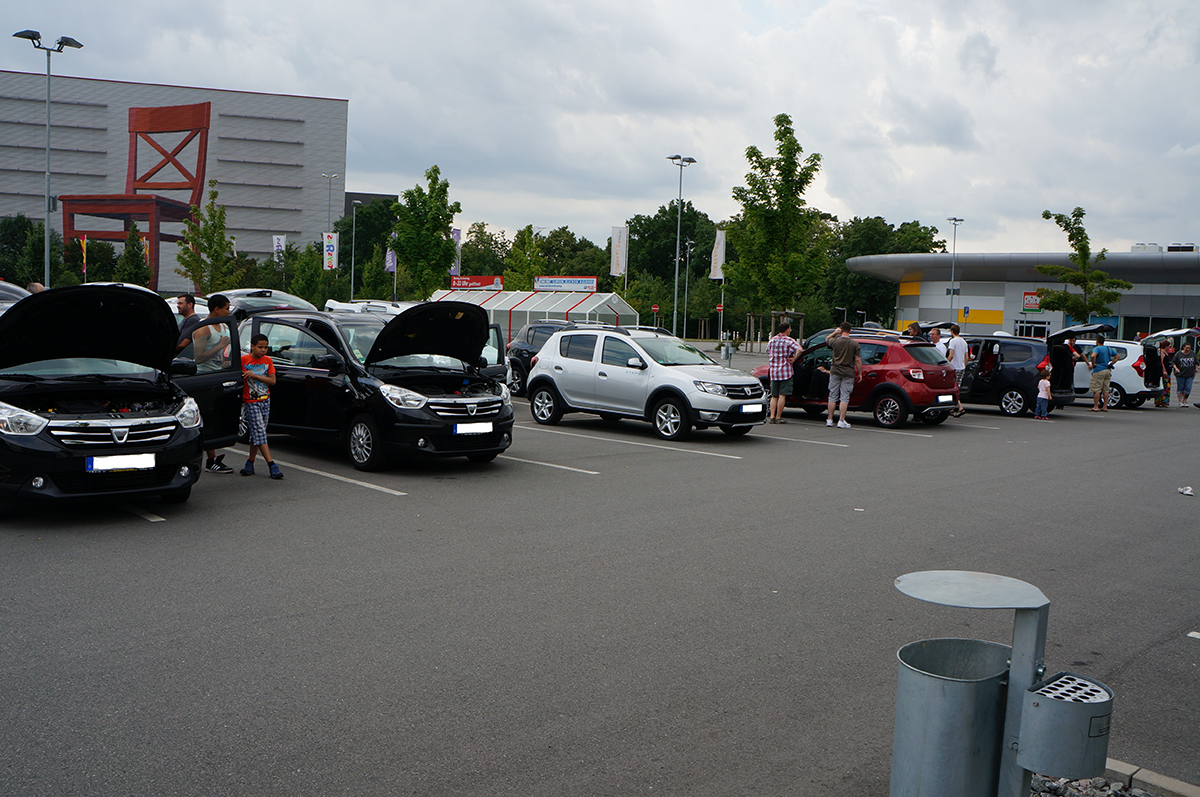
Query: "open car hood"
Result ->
[[365, 301, 490, 367], [0, 283, 179, 372], [1046, 323, 1116, 344]]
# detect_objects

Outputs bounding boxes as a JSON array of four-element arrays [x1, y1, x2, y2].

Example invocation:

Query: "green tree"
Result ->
[[459, 221, 510, 277], [724, 113, 832, 314], [175, 179, 242, 293], [113, 223, 151, 286], [357, 246, 397, 300], [626, 201, 717, 286], [1035, 207, 1130, 321], [541, 226, 607, 280], [825, 217, 946, 326], [502, 225, 548, 291], [0, 214, 36, 285], [334, 197, 398, 295], [392, 165, 462, 299], [63, 237, 117, 283]]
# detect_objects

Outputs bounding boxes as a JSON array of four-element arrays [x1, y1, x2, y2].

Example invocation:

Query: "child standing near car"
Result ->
[[240, 333, 283, 479], [1034, 368, 1051, 419]]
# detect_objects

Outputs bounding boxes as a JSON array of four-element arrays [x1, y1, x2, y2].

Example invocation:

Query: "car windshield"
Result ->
[[0, 358, 158, 378], [905, 344, 949, 365], [231, 293, 317, 312], [335, 321, 384, 364], [636, 337, 716, 366], [373, 354, 467, 371]]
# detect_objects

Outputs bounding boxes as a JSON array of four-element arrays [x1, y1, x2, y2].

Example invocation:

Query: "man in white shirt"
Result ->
[[945, 324, 969, 417], [929, 328, 948, 358]]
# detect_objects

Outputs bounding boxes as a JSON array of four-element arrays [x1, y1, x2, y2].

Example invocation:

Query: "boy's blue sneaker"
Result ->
[[239, 460, 254, 476], [268, 462, 283, 480]]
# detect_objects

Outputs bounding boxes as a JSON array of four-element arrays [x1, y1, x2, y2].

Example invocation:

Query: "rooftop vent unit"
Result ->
[[1131, 243, 1163, 252], [1167, 243, 1197, 252]]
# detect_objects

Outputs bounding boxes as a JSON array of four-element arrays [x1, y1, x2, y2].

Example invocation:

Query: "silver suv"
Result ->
[[525, 325, 768, 440]]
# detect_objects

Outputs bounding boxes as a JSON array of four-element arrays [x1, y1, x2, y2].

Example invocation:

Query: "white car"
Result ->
[[1069, 338, 1165, 408], [526, 324, 768, 440]]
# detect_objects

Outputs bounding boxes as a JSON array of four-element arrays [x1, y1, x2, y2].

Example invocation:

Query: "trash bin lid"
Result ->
[[895, 570, 1049, 610]]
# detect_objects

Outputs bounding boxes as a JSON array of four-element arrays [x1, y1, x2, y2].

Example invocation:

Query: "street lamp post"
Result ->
[[947, 217, 963, 320], [350, 199, 362, 301], [835, 306, 846, 323], [683, 240, 694, 339], [321, 173, 338, 231], [12, 29, 83, 289], [667, 155, 696, 336]]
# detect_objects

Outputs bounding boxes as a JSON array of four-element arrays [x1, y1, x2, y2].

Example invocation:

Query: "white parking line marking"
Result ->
[[848, 426, 933, 438], [953, 423, 1002, 430], [1188, 631, 1200, 641], [516, 424, 742, 459], [115, 503, 165, 522], [759, 435, 849, 448], [233, 456, 408, 495], [501, 455, 599, 474]]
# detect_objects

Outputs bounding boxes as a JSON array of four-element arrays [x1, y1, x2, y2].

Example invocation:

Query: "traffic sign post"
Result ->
[[651, 304, 659, 326]]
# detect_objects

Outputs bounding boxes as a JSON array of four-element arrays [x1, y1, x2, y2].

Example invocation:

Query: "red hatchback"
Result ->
[[751, 334, 959, 428]]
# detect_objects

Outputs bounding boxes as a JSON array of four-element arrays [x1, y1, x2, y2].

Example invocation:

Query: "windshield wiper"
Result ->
[[55, 374, 138, 382]]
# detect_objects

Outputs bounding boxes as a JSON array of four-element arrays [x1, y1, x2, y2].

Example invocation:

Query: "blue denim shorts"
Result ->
[[1177, 376, 1194, 396]]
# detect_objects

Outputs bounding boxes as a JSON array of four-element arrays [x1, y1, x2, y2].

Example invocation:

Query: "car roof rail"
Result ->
[[625, 325, 672, 335]]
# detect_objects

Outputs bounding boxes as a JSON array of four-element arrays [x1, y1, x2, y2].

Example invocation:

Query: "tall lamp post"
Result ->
[[947, 217, 963, 320], [682, 240, 694, 339], [667, 155, 696, 336], [350, 199, 362, 300], [321, 173, 338, 231], [12, 29, 83, 289]]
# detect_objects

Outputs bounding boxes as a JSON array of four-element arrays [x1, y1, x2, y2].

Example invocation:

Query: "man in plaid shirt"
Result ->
[[767, 320, 801, 423]]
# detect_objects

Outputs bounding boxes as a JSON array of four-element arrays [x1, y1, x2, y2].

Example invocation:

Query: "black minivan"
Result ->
[[960, 334, 1076, 415]]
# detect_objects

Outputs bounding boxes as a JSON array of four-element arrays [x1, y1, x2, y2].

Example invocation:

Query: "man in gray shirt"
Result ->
[[825, 322, 862, 428]]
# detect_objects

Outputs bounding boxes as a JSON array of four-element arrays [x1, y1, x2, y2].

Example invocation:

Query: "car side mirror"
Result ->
[[170, 359, 197, 377], [479, 356, 490, 369], [627, 357, 647, 369], [314, 353, 342, 374]]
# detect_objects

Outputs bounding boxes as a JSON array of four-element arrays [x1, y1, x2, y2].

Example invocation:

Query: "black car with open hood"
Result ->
[[238, 302, 514, 470], [0, 283, 237, 511]]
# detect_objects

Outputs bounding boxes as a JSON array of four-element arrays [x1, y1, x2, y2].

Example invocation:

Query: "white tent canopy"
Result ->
[[429, 290, 639, 341]]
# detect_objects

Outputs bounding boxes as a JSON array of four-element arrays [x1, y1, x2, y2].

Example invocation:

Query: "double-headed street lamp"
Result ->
[[12, 29, 83, 289], [667, 155, 696, 336], [947, 217, 964, 319]]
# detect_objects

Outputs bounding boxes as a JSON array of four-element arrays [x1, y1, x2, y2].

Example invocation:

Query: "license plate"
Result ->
[[740, 404, 763, 413], [455, 422, 493, 435], [937, 395, 954, 404], [87, 453, 156, 472]]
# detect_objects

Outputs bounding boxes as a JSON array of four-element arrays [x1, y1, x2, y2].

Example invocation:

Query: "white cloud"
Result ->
[[6, 0, 1200, 254]]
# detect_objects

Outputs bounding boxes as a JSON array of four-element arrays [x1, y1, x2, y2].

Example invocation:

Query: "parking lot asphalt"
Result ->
[[1, 377, 1198, 795]]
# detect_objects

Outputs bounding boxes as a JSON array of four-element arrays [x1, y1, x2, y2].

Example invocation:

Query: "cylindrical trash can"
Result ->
[[890, 638, 1012, 797]]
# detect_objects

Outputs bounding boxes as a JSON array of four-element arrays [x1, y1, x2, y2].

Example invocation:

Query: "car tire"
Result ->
[[919, 410, 950, 425], [508, 364, 526, 397], [721, 425, 752, 437], [468, 452, 499, 463], [347, 414, 387, 471], [999, 388, 1030, 416], [530, 385, 563, 425], [872, 393, 909, 428], [1126, 396, 1146, 408], [161, 486, 191, 504], [652, 397, 692, 440], [598, 412, 622, 422], [1106, 384, 1126, 409]]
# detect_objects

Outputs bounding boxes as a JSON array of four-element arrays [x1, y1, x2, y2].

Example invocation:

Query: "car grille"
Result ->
[[726, 384, 765, 399], [47, 417, 179, 448], [50, 465, 177, 494], [426, 398, 504, 419]]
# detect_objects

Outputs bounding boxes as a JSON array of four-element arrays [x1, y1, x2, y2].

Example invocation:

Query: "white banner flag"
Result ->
[[385, 232, 397, 273], [710, 229, 726, 280], [610, 226, 629, 276], [323, 232, 339, 271], [450, 228, 461, 276], [272, 235, 286, 263]]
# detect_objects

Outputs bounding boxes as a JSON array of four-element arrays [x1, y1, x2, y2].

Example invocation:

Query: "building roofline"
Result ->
[[0, 69, 347, 104], [847, 251, 1200, 285]]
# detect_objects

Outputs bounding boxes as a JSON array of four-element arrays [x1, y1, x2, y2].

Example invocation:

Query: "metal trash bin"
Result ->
[[890, 638, 1012, 797], [1017, 672, 1113, 779]]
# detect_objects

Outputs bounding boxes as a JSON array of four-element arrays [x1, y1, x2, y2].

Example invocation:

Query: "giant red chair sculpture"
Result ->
[[61, 102, 211, 290]]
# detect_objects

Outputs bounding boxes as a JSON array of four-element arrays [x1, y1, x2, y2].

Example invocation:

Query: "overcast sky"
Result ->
[[7, 0, 1199, 254]]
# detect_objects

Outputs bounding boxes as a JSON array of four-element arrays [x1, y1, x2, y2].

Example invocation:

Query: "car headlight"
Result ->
[[381, 384, 428, 409], [175, 397, 203, 429], [0, 400, 48, 436], [497, 382, 512, 406], [694, 381, 728, 396]]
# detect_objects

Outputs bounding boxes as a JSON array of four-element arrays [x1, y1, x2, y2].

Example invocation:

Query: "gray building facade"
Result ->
[[1, 70, 347, 292]]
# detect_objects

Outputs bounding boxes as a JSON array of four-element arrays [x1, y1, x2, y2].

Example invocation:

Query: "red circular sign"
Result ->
[[716, 303, 724, 312], [651, 304, 660, 313]]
